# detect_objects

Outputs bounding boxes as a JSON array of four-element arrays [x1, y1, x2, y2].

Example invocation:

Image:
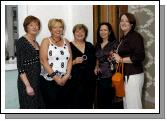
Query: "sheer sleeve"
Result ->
[[16, 39, 26, 75]]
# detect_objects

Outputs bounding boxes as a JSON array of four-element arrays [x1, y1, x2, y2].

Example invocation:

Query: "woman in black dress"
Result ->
[[16, 15, 44, 108], [69, 24, 96, 108]]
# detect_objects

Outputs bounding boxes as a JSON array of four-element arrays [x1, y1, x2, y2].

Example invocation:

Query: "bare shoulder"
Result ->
[[64, 38, 71, 46], [41, 37, 50, 45], [42, 37, 49, 43], [64, 38, 70, 44]]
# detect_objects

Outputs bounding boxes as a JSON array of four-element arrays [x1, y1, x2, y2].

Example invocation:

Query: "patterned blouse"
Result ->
[[95, 41, 116, 78], [41, 38, 70, 81]]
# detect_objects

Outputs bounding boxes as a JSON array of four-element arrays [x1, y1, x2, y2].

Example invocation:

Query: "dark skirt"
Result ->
[[17, 78, 45, 109], [39, 76, 69, 109]]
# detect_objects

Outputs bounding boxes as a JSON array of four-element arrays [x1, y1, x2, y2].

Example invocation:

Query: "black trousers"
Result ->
[[96, 78, 115, 109], [40, 76, 69, 109]]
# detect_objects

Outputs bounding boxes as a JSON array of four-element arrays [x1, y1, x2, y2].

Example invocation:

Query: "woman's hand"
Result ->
[[26, 85, 35, 96], [73, 57, 83, 65], [60, 74, 70, 85], [107, 51, 114, 62], [53, 76, 65, 86], [94, 66, 101, 75], [112, 53, 122, 63]]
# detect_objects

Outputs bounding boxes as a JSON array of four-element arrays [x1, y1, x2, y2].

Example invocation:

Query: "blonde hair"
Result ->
[[48, 18, 64, 31]]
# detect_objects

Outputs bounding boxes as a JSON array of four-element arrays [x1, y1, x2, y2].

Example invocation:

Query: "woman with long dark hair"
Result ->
[[94, 22, 117, 109]]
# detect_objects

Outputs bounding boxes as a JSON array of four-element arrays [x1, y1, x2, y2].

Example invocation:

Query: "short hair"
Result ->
[[119, 12, 136, 31], [48, 18, 64, 31], [96, 22, 116, 43], [72, 24, 88, 41], [23, 15, 41, 33]]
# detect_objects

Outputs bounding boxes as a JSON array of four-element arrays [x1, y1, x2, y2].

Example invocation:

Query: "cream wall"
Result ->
[[18, 5, 93, 44]]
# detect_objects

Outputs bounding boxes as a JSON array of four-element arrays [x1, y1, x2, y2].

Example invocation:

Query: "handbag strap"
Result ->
[[116, 62, 120, 73], [121, 59, 124, 77], [116, 58, 124, 76]]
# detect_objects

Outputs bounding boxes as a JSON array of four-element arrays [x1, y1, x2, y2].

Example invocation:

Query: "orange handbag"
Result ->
[[112, 60, 125, 97]]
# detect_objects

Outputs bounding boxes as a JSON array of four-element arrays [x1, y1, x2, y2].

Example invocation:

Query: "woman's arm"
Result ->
[[61, 39, 72, 82], [112, 53, 132, 63], [20, 74, 35, 96], [129, 33, 145, 64], [113, 33, 145, 64], [16, 39, 35, 96], [94, 59, 101, 75]]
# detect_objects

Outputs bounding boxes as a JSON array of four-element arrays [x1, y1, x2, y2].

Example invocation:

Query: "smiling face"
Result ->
[[120, 15, 132, 35], [23, 16, 40, 34], [99, 25, 110, 40], [74, 28, 86, 42], [50, 22, 64, 38], [73, 24, 88, 42], [48, 19, 64, 38], [26, 21, 40, 35]]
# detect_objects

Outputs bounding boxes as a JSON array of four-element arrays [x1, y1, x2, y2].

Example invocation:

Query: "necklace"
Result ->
[[29, 40, 38, 49], [116, 39, 123, 53], [25, 35, 38, 49], [51, 36, 62, 43]]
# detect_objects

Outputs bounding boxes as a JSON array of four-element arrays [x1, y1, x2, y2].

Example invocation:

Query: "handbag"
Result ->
[[112, 60, 125, 97]]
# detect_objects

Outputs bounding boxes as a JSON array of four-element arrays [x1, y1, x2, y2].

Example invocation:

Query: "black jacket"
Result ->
[[118, 30, 145, 76]]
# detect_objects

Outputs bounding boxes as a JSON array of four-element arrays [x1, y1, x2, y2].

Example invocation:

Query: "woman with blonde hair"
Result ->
[[40, 18, 72, 109]]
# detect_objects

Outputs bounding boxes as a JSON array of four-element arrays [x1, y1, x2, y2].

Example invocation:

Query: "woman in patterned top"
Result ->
[[94, 22, 117, 109], [40, 18, 72, 109], [16, 15, 45, 108]]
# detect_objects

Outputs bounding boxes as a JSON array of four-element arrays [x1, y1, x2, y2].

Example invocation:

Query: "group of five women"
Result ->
[[16, 12, 145, 109]]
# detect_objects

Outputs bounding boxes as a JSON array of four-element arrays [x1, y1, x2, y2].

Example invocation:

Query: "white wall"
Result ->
[[18, 5, 93, 44]]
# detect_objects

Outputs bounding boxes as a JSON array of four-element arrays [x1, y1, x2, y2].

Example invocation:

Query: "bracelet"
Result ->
[[49, 72, 56, 78], [65, 72, 71, 79], [66, 72, 71, 77]]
